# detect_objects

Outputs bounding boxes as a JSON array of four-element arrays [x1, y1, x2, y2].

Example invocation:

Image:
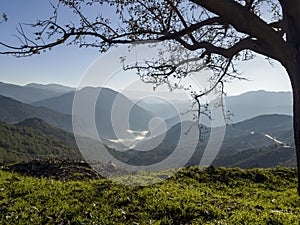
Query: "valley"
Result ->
[[0, 81, 295, 169]]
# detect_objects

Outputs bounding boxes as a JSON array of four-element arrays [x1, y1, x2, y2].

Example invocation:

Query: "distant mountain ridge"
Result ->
[[134, 89, 293, 125], [0, 81, 293, 123], [0, 95, 72, 132], [0, 81, 72, 103], [25, 83, 75, 94], [224, 90, 292, 123], [33, 86, 155, 140]]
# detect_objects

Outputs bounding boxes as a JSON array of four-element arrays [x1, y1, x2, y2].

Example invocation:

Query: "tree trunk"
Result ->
[[293, 91, 300, 195], [279, 0, 300, 196], [292, 79, 300, 195], [289, 51, 300, 196]]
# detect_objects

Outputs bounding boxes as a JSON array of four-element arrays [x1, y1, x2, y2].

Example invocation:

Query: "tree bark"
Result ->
[[286, 48, 300, 195], [291, 63, 300, 196], [278, 1, 300, 195]]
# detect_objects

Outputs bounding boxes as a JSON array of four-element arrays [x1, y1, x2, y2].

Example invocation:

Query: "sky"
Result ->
[[0, 0, 292, 96]]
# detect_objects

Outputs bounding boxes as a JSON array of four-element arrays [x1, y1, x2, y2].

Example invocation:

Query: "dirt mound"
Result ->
[[1, 159, 126, 181]]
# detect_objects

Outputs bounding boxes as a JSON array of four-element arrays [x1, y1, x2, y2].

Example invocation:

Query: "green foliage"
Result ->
[[0, 120, 82, 164], [0, 167, 299, 224]]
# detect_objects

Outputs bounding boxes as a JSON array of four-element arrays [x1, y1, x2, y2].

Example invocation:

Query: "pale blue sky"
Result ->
[[0, 1, 292, 95]]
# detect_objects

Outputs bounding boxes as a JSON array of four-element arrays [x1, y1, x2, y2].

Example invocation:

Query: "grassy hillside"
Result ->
[[0, 166, 299, 224], [0, 119, 81, 164]]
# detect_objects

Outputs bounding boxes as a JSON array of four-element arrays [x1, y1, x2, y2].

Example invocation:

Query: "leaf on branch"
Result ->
[[2, 13, 8, 22]]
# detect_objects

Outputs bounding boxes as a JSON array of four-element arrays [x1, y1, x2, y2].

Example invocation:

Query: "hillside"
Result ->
[[0, 119, 81, 164], [111, 114, 295, 168], [219, 114, 294, 155], [0, 95, 72, 132], [17, 117, 76, 146], [213, 145, 296, 168], [0, 166, 299, 224]]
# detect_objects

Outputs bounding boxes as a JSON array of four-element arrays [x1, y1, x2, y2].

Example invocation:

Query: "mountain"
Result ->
[[219, 114, 294, 155], [225, 90, 293, 123], [0, 81, 67, 103], [212, 145, 296, 168], [110, 114, 295, 168], [232, 114, 292, 132], [17, 118, 76, 146], [34, 87, 155, 140], [197, 114, 295, 167], [0, 119, 82, 164], [0, 95, 72, 132], [16, 117, 110, 165], [132, 90, 293, 125], [25, 83, 75, 94]]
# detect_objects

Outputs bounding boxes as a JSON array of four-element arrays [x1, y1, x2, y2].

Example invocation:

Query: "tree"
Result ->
[[1, 0, 300, 194]]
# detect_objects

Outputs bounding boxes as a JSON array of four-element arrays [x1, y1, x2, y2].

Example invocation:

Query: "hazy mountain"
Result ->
[[135, 100, 182, 130], [225, 90, 292, 123], [34, 87, 155, 140], [0, 81, 66, 103], [0, 95, 72, 132], [133, 90, 293, 125], [25, 83, 75, 94], [0, 119, 82, 164], [0, 81, 295, 168]]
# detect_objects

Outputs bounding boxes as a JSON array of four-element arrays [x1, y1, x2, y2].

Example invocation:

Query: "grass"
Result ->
[[0, 166, 299, 224]]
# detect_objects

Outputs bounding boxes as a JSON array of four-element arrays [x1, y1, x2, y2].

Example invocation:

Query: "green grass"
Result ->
[[0, 167, 299, 224]]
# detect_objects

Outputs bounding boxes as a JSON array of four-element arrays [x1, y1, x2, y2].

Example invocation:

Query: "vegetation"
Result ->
[[2, 0, 300, 194], [0, 119, 81, 164], [0, 166, 299, 224], [0, 95, 72, 132]]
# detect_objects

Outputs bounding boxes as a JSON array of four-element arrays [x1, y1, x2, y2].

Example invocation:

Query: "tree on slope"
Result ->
[[1, 0, 300, 194]]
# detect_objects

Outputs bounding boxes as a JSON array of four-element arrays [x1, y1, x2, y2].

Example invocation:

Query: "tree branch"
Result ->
[[191, 0, 287, 62]]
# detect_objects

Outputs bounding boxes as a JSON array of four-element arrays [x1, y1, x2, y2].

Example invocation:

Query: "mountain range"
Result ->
[[0, 82, 73, 104], [0, 95, 72, 132], [113, 114, 295, 167], [225, 90, 292, 122], [25, 83, 75, 94], [0, 81, 296, 168], [138, 89, 292, 120], [33, 86, 155, 140], [0, 81, 293, 122]]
